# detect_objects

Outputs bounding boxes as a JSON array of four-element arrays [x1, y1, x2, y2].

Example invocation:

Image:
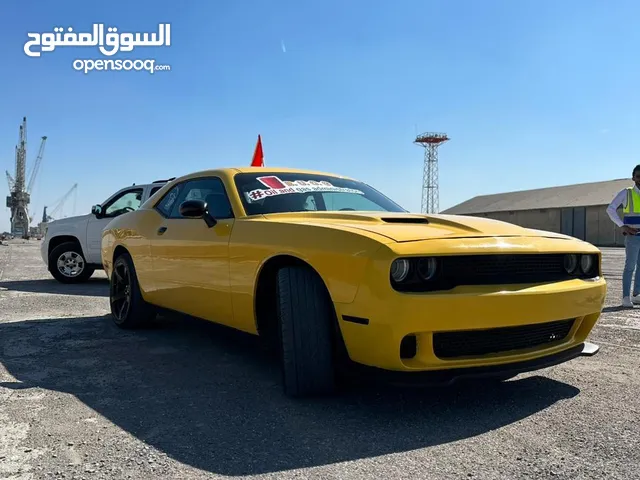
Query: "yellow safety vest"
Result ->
[[623, 187, 640, 225]]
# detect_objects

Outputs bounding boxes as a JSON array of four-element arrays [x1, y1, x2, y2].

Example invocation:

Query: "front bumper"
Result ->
[[40, 237, 49, 267], [344, 341, 600, 387], [335, 274, 607, 372]]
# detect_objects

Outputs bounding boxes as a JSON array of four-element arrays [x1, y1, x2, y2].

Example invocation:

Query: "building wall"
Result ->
[[585, 205, 625, 247], [469, 209, 561, 234], [465, 205, 624, 247]]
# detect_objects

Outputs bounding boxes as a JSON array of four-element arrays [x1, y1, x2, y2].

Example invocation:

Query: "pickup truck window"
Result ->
[[103, 188, 144, 218]]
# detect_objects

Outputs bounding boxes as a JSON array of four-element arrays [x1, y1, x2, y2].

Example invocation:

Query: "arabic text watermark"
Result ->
[[24, 23, 172, 74], [24, 23, 171, 57]]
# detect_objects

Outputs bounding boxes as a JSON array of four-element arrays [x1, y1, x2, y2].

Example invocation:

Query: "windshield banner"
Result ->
[[246, 176, 364, 201]]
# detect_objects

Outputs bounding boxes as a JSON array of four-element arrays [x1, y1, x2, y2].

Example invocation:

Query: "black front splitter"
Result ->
[[340, 342, 600, 388]]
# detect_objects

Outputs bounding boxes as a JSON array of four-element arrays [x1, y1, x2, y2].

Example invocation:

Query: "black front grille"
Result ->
[[393, 253, 599, 292], [433, 319, 575, 359], [445, 253, 565, 280]]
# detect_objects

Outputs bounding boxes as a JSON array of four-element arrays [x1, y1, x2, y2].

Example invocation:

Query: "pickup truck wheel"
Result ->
[[110, 252, 156, 329], [276, 265, 336, 398], [48, 242, 94, 284]]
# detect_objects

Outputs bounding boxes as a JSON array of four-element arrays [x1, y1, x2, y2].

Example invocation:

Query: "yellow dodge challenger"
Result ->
[[101, 167, 606, 397]]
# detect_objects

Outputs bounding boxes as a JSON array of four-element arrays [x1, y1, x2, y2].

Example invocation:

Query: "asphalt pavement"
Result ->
[[0, 241, 638, 480]]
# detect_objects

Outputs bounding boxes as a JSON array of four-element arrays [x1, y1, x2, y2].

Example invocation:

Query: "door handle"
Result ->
[[157, 226, 167, 235]]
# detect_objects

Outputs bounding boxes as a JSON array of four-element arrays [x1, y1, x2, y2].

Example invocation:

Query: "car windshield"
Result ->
[[234, 172, 407, 216]]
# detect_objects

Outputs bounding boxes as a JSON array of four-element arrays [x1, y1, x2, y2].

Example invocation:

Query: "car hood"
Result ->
[[46, 214, 92, 228], [260, 212, 575, 243]]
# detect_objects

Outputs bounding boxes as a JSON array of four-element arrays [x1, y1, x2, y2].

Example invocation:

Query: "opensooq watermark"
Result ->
[[23, 23, 172, 74]]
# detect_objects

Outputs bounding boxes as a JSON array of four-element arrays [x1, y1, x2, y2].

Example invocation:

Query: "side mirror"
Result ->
[[91, 204, 103, 218], [179, 200, 217, 227]]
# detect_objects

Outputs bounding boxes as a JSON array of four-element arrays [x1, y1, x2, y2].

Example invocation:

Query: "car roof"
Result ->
[[120, 180, 171, 189], [173, 166, 357, 182], [231, 167, 351, 176]]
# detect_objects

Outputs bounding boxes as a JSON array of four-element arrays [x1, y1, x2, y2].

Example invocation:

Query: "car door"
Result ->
[[85, 187, 144, 264], [148, 176, 235, 326]]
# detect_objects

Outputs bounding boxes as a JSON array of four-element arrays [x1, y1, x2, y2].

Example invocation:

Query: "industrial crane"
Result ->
[[4, 117, 48, 238], [26, 135, 47, 196], [42, 183, 78, 223], [6, 171, 14, 192]]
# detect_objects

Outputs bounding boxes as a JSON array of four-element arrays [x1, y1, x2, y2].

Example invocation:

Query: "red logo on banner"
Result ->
[[257, 176, 287, 189]]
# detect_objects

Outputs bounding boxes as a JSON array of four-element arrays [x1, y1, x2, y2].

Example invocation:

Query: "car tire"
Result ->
[[48, 241, 95, 284], [110, 251, 156, 329], [276, 265, 337, 398]]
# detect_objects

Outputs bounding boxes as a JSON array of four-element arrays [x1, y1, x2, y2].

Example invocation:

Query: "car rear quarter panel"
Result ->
[[101, 209, 157, 290], [228, 218, 387, 333]]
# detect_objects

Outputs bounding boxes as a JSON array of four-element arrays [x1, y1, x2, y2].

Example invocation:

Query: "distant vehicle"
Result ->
[[101, 167, 605, 398], [41, 178, 174, 283]]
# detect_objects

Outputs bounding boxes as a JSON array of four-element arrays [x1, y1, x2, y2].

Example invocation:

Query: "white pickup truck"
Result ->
[[41, 178, 173, 283]]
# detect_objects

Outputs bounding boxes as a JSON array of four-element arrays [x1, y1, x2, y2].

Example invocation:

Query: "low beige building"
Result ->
[[441, 178, 634, 247]]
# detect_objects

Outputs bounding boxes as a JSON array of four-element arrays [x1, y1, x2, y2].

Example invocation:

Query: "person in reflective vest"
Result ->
[[606, 164, 640, 307]]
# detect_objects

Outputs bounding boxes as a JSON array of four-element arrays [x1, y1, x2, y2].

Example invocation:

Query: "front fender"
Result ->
[[47, 219, 88, 250], [231, 219, 387, 305], [228, 219, 388, 333]]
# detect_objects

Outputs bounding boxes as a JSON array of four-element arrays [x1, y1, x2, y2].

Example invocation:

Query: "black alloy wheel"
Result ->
[[110, 260, 132, 323], [109, 252, 157, 329]]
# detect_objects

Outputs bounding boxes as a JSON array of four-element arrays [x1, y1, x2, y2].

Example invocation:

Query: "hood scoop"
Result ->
[[381, 217, 430, 224]]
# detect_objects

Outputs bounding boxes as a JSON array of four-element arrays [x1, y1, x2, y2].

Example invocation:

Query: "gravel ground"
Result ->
[[0, 240, 638, 480]]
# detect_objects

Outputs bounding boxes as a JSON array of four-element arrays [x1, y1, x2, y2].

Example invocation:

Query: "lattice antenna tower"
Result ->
[[414, 132, 449, 214]]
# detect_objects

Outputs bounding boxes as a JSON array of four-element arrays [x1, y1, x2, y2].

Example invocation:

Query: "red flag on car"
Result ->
[[251, 135, 264, 167]]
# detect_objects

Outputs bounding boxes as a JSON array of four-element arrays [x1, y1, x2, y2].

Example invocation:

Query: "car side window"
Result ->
[[102, 188, 144, 218], [159, 177, 233, 219], [155, 184, 182, 217], [149, 185, 163, 197]]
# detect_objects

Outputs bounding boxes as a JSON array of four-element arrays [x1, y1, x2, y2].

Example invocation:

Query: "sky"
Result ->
[[1, 0, 640, 232]]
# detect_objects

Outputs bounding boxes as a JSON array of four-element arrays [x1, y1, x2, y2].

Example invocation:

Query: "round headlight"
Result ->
[[580, 254, 594, 274], [564, 254, 578, 273], [391, 259, 411, 283], [416, 257, 437, 281]]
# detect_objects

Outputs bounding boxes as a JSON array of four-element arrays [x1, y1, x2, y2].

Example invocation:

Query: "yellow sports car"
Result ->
[[101, 167, 606, 397]]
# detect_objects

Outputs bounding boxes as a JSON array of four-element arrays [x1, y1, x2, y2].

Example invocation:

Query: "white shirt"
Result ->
[[606, 185, 640, 227]]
